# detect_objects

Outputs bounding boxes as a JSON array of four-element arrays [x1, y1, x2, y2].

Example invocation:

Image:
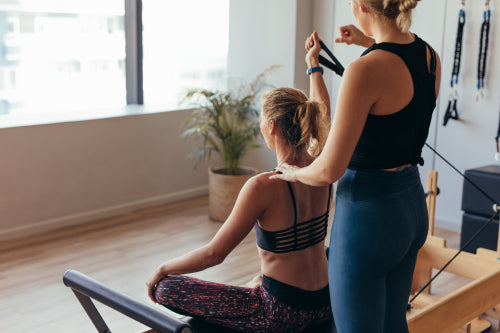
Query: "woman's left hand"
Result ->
[[270, 163, 301, 182], [146, 266, 168, 303], [305, 31, 322, 68]]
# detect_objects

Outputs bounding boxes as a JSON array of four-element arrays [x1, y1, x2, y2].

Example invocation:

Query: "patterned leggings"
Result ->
[[154, 275, 332, 333]]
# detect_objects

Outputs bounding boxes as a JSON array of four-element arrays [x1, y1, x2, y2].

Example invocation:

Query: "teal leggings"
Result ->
[[328, 167, 428, 333]]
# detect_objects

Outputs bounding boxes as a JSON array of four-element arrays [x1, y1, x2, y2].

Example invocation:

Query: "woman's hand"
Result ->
[[146, 265, 168, 303], [305, 31, 322, 68], [335, 24, 375, 48], [269, 163, 301, 182]]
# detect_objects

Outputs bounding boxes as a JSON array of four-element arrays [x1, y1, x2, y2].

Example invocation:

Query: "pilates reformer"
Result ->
[[405, 171, 500, 332]]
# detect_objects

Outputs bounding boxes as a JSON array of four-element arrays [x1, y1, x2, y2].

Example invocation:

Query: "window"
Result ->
[[0, 1, 125, 115], [141, 0, 229, 108], [0, 0, 230, 118]]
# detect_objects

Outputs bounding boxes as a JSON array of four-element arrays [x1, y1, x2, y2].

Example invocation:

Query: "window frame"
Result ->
[[125, 0, 143, 105]]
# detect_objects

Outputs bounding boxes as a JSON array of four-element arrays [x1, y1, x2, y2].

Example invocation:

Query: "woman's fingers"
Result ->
[[269, 163, 299, 182], [336, 26, 353, 45], [146, 270, 166, 303]]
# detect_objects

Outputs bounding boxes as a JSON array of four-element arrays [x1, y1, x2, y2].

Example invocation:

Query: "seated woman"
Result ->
[[146, 41, 333, 333]]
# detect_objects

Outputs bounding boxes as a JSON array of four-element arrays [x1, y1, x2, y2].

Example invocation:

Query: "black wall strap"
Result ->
[[476, 2, 491, 100], [443, 4, 466, 126], [496, 108, 500, 161]]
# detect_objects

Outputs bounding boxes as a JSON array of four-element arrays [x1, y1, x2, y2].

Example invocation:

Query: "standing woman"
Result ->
[[272, 0, 441, 332]]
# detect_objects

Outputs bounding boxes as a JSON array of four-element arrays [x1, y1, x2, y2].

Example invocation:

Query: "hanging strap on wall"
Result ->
[[496, 108, 500, 161], [476, 0, 491, 100], [443, 0, 466, 126]]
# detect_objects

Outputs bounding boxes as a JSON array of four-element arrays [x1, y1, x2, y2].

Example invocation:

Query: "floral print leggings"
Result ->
[[154, 275, 332, 333]]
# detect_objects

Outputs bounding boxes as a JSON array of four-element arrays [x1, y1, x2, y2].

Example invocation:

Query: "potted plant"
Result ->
[[182, 65, 279, 221]]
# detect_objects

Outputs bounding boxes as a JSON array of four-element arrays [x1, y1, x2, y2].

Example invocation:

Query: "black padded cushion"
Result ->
[[462, 165, 500, 217], [460, 212, 498, 253]]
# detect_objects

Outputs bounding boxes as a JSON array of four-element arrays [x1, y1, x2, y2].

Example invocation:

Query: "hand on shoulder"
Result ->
[[269, 163, 300, 182]]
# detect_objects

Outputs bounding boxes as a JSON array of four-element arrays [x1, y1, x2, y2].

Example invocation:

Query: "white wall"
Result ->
[[227, 0, 299, 172], [434, 0, 500, 230], [228, 0, 335, 172], [0, 111, 209, 240], [330, 0, 500, 231]]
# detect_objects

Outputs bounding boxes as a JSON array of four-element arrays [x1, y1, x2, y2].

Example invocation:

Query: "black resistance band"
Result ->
[[443, 3, 466, 126], [321, 40, 500, 307], [318, 41, 344, 77]]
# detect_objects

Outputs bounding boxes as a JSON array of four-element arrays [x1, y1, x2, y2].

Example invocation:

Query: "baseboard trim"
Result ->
[[0, 186, 208, 241], [435, 218, 461, 233]]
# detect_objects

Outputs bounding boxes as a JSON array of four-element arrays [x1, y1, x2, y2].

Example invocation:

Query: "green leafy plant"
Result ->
[[181, 65, 280, 175]]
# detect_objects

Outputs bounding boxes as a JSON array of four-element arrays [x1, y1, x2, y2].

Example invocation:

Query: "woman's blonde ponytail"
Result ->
[[261, 87, 325, 159], [363, 0, 420, 33]]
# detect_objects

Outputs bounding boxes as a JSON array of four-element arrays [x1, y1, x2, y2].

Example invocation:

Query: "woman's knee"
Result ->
[[154, 275, 181, 304]]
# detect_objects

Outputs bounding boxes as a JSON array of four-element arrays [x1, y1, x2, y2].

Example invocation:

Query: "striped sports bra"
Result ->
[[254, 182, 332, 253]]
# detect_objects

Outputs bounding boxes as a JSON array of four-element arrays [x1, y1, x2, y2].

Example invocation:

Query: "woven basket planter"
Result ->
[[208, 167, 258, 222]]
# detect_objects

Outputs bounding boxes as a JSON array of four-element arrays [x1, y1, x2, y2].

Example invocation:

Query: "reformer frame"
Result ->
[[407, 171, 500, 333]]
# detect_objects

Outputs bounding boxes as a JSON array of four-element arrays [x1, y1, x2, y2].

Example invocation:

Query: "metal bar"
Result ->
[[72, 290, 111, 333], [63, 270, 191, 333]]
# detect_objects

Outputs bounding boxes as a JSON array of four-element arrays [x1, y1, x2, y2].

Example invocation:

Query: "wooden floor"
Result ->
[[0, 196, 497, 332]]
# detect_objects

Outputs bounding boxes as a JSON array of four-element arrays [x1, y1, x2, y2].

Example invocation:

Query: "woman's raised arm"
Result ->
[[305, 31, 331, 147]]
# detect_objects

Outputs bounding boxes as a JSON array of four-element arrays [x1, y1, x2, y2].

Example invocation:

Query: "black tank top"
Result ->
[[254, 182, 332, 253], [348, 35, 437, 170]]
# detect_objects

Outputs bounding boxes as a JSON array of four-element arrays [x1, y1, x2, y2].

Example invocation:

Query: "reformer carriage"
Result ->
[[63, 170, 500, 333], [407, 171, 500, 333]]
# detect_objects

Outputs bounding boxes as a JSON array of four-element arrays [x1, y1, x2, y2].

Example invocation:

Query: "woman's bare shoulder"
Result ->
[[346, 50, 396, 77]]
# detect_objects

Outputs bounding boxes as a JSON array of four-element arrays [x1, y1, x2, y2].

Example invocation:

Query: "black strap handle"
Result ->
[[318, 41, 345, 77]]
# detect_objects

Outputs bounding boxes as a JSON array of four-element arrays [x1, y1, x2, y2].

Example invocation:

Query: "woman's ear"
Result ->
[[360, 3, 369, 13], [268, 120, 277, 135]]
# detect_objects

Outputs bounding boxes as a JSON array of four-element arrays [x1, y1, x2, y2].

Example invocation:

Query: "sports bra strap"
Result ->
[[326, 184, 333, 212], [286, 182, 333, 223], [285, 181, 298, 225], [425, 43, 437, 76]]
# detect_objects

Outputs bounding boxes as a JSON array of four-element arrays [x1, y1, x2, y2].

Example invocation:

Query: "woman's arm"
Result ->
[[146, 176, 268, 301], [273, 56, 378, 186], [305, 31, 331, 147]]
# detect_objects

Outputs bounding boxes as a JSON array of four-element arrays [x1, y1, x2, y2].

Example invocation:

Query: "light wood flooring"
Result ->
[[0, 196, 497, 332]]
